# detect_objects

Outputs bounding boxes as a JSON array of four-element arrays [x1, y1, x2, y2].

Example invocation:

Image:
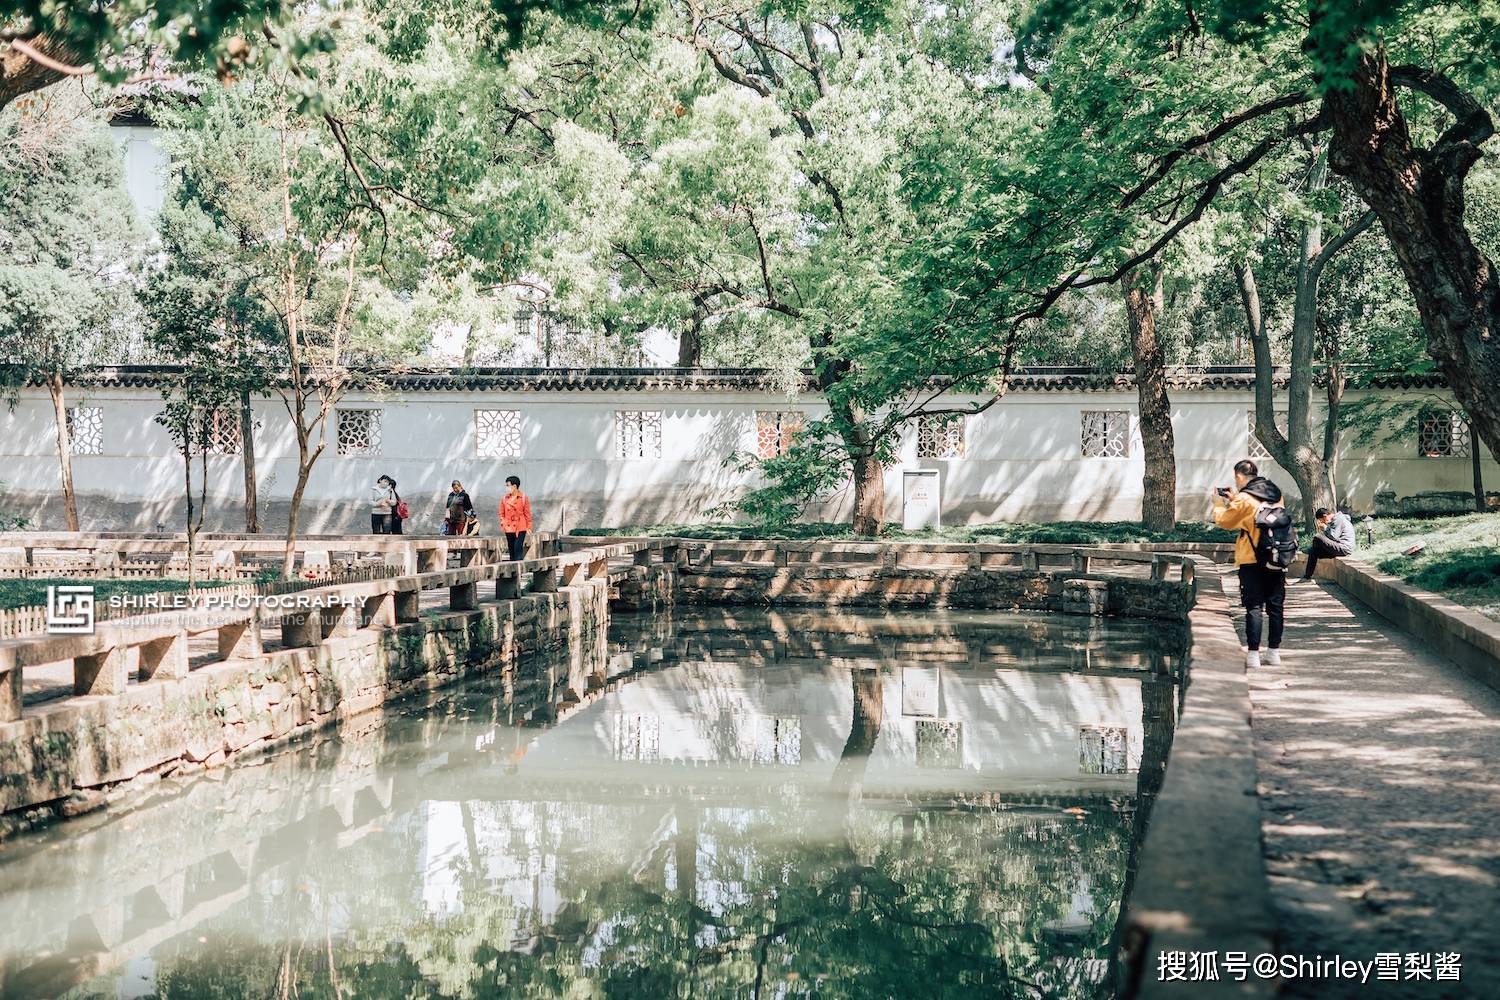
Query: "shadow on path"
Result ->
[[1230, 576, 1500, 999]]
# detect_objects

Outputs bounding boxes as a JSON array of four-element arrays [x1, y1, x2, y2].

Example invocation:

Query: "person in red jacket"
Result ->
[[499, 475, 533, 560]]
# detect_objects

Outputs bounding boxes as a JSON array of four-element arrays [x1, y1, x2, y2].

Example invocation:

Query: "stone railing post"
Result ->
[[496, 569, 520, 600], [1, 657, 21, 722], [449, 575, 479, 611], [394, 589, 422, 623], [322, 600, 359, 639], [560, 561, 585, 588], [417, 546, 446, 574], [363, 592, 396, 628], [881, 546, 898, 570], [218, 614, 262, 660], [1180, 559, 1196, 586], [661, 542, 684, 568], [138, 631, 188, 682], [634, 546, 653, 567], [281, 610, 320, 648], [532, 565, 559, 593], [1071, 551, 1090, 574], [1150, 555, 1167, 581], [1021, 549, 1039, 572], [75, 645, 131, 697]]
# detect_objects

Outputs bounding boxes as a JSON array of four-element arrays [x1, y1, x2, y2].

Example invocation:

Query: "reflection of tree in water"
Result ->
[[131, 667, 1128, 1000]]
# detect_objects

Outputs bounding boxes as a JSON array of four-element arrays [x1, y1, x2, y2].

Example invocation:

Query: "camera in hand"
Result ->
[[1215, 486, 1231, 498]]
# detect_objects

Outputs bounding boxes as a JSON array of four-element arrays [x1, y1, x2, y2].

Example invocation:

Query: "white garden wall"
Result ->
[[0, 369, 1491, 532]]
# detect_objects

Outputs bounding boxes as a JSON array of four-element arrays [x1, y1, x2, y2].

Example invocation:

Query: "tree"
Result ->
[[0, 96, 142, 530], [142, 199, 281, 532], [1020, 0, 1500, 467]]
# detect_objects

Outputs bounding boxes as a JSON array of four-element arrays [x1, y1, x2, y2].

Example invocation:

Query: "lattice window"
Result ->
[[66, 406, 103, 455], [917, 413, 967, 459], [915, 719, 963, 769], [476, 409, 522, 458], [615, 410, 662, 459], [1081, 410, 1130, 458], [336, 409, 382, 457], [1246, 409, 1286, 462], [1079, 726, 1132, 775], [201, 408, 242, 456], [1418, 408, 1470, 458], [755, 410, 804, 458], [612, 712, 660, 761]]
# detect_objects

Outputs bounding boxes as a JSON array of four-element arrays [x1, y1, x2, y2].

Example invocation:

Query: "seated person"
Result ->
[[1298, 506, 1355, 581]]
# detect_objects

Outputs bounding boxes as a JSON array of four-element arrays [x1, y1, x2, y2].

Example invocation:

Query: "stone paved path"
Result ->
[[1226, 573, 1500, 999]]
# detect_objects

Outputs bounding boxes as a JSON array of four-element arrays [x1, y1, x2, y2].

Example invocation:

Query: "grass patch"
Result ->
[[0, 577, 234, 611], [570, 520, 1236, 545], [1359, 512, 1500, 620]]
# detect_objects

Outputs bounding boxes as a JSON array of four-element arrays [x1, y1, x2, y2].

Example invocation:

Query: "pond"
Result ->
[[0, 607, 1186, 1000]]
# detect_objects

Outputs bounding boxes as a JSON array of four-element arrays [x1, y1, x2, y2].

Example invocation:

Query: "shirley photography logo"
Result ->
[[46, 584, 96, 635]]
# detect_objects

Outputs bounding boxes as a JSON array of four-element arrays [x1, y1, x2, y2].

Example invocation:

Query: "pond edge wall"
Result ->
[[1115, 560, 1277, 999]]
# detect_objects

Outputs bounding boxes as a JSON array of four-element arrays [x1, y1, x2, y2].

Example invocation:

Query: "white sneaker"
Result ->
[[1263, 649, 1282, 665], [1246, 650, 1262, 669]]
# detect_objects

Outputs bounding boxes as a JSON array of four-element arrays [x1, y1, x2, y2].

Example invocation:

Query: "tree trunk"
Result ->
[[1125, 266, 1176, 531], [676, 312, 703, 368], [850, 449, 885, 537], [1473, 422, 1486, 512], [240, 389, 259, 533], [283, 427, 313, 579], [1325, 51, 1500, 465], [47, 373, 80, 531], [182, 444, 197, 589], [0, 33, 72, 112]]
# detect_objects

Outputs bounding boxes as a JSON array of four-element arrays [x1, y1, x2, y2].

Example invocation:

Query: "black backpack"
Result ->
[[1252, 504, 1299, 572]]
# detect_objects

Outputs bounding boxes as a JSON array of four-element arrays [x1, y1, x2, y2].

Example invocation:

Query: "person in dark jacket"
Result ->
[[1211, 459, 1287, 668], [1295, 507, 1355, 582], [444, 480, 475, 536]]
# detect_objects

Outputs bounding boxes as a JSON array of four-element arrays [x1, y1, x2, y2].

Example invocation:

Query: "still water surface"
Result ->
[[0, 608, 1184, 1000]]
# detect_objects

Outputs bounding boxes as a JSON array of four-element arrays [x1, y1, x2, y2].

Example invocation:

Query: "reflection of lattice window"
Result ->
[[66, 406, 103, 455], [1418, 409, 1470, 458], [616, 410, 662, 459], [755, 411, 803, 458], [1246, 410, 1286, 462], [917, 414, 967, 459], [201, 408, 242, 456], [1079, 726, 1132, 775], [750, 717, 801, 765], [336, 409, 382, 457], [613, 713, 660, 761], [915, 719, 963, 768], [1081, 410, 1130, 458], [476, 409, 522, 458]]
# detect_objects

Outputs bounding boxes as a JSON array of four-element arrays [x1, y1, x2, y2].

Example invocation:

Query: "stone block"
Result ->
[[75, 646, 132, 697], [139, 632, 188, 682]]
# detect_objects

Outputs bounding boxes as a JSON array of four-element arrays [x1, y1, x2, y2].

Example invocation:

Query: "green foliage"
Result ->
[[0, 99, 143, 389], [1360, 513, 1500, 619]]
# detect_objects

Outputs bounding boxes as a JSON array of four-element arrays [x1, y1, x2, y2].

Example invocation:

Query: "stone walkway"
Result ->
[[1227, 573, 1500, 999]]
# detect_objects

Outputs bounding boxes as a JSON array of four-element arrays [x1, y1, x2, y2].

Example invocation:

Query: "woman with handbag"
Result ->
[[371, 474, 398, 534], [389, 477, 408, 534]]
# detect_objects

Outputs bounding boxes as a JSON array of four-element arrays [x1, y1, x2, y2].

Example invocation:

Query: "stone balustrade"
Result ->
[[0, 536, 678, 724]]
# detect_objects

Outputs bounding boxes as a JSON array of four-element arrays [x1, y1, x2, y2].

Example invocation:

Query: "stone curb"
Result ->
[[1117, 558, 1278, 999], [1321, 558, 1500, 693]]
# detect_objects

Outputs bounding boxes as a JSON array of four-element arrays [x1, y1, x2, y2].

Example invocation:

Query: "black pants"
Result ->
[[1303, 534, 1352, 578], [390, 516, 403, 535], [371, 513, 390, 534], [1239, 564, 1286, 651], [506, 531, 527, 561]]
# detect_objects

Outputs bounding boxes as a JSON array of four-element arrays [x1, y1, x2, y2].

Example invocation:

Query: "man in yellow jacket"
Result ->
[[1212, 459, 1287, 668]]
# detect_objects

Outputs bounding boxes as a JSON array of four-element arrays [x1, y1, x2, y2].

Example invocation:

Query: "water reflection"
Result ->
[[0, 609, 1185, 1000]]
